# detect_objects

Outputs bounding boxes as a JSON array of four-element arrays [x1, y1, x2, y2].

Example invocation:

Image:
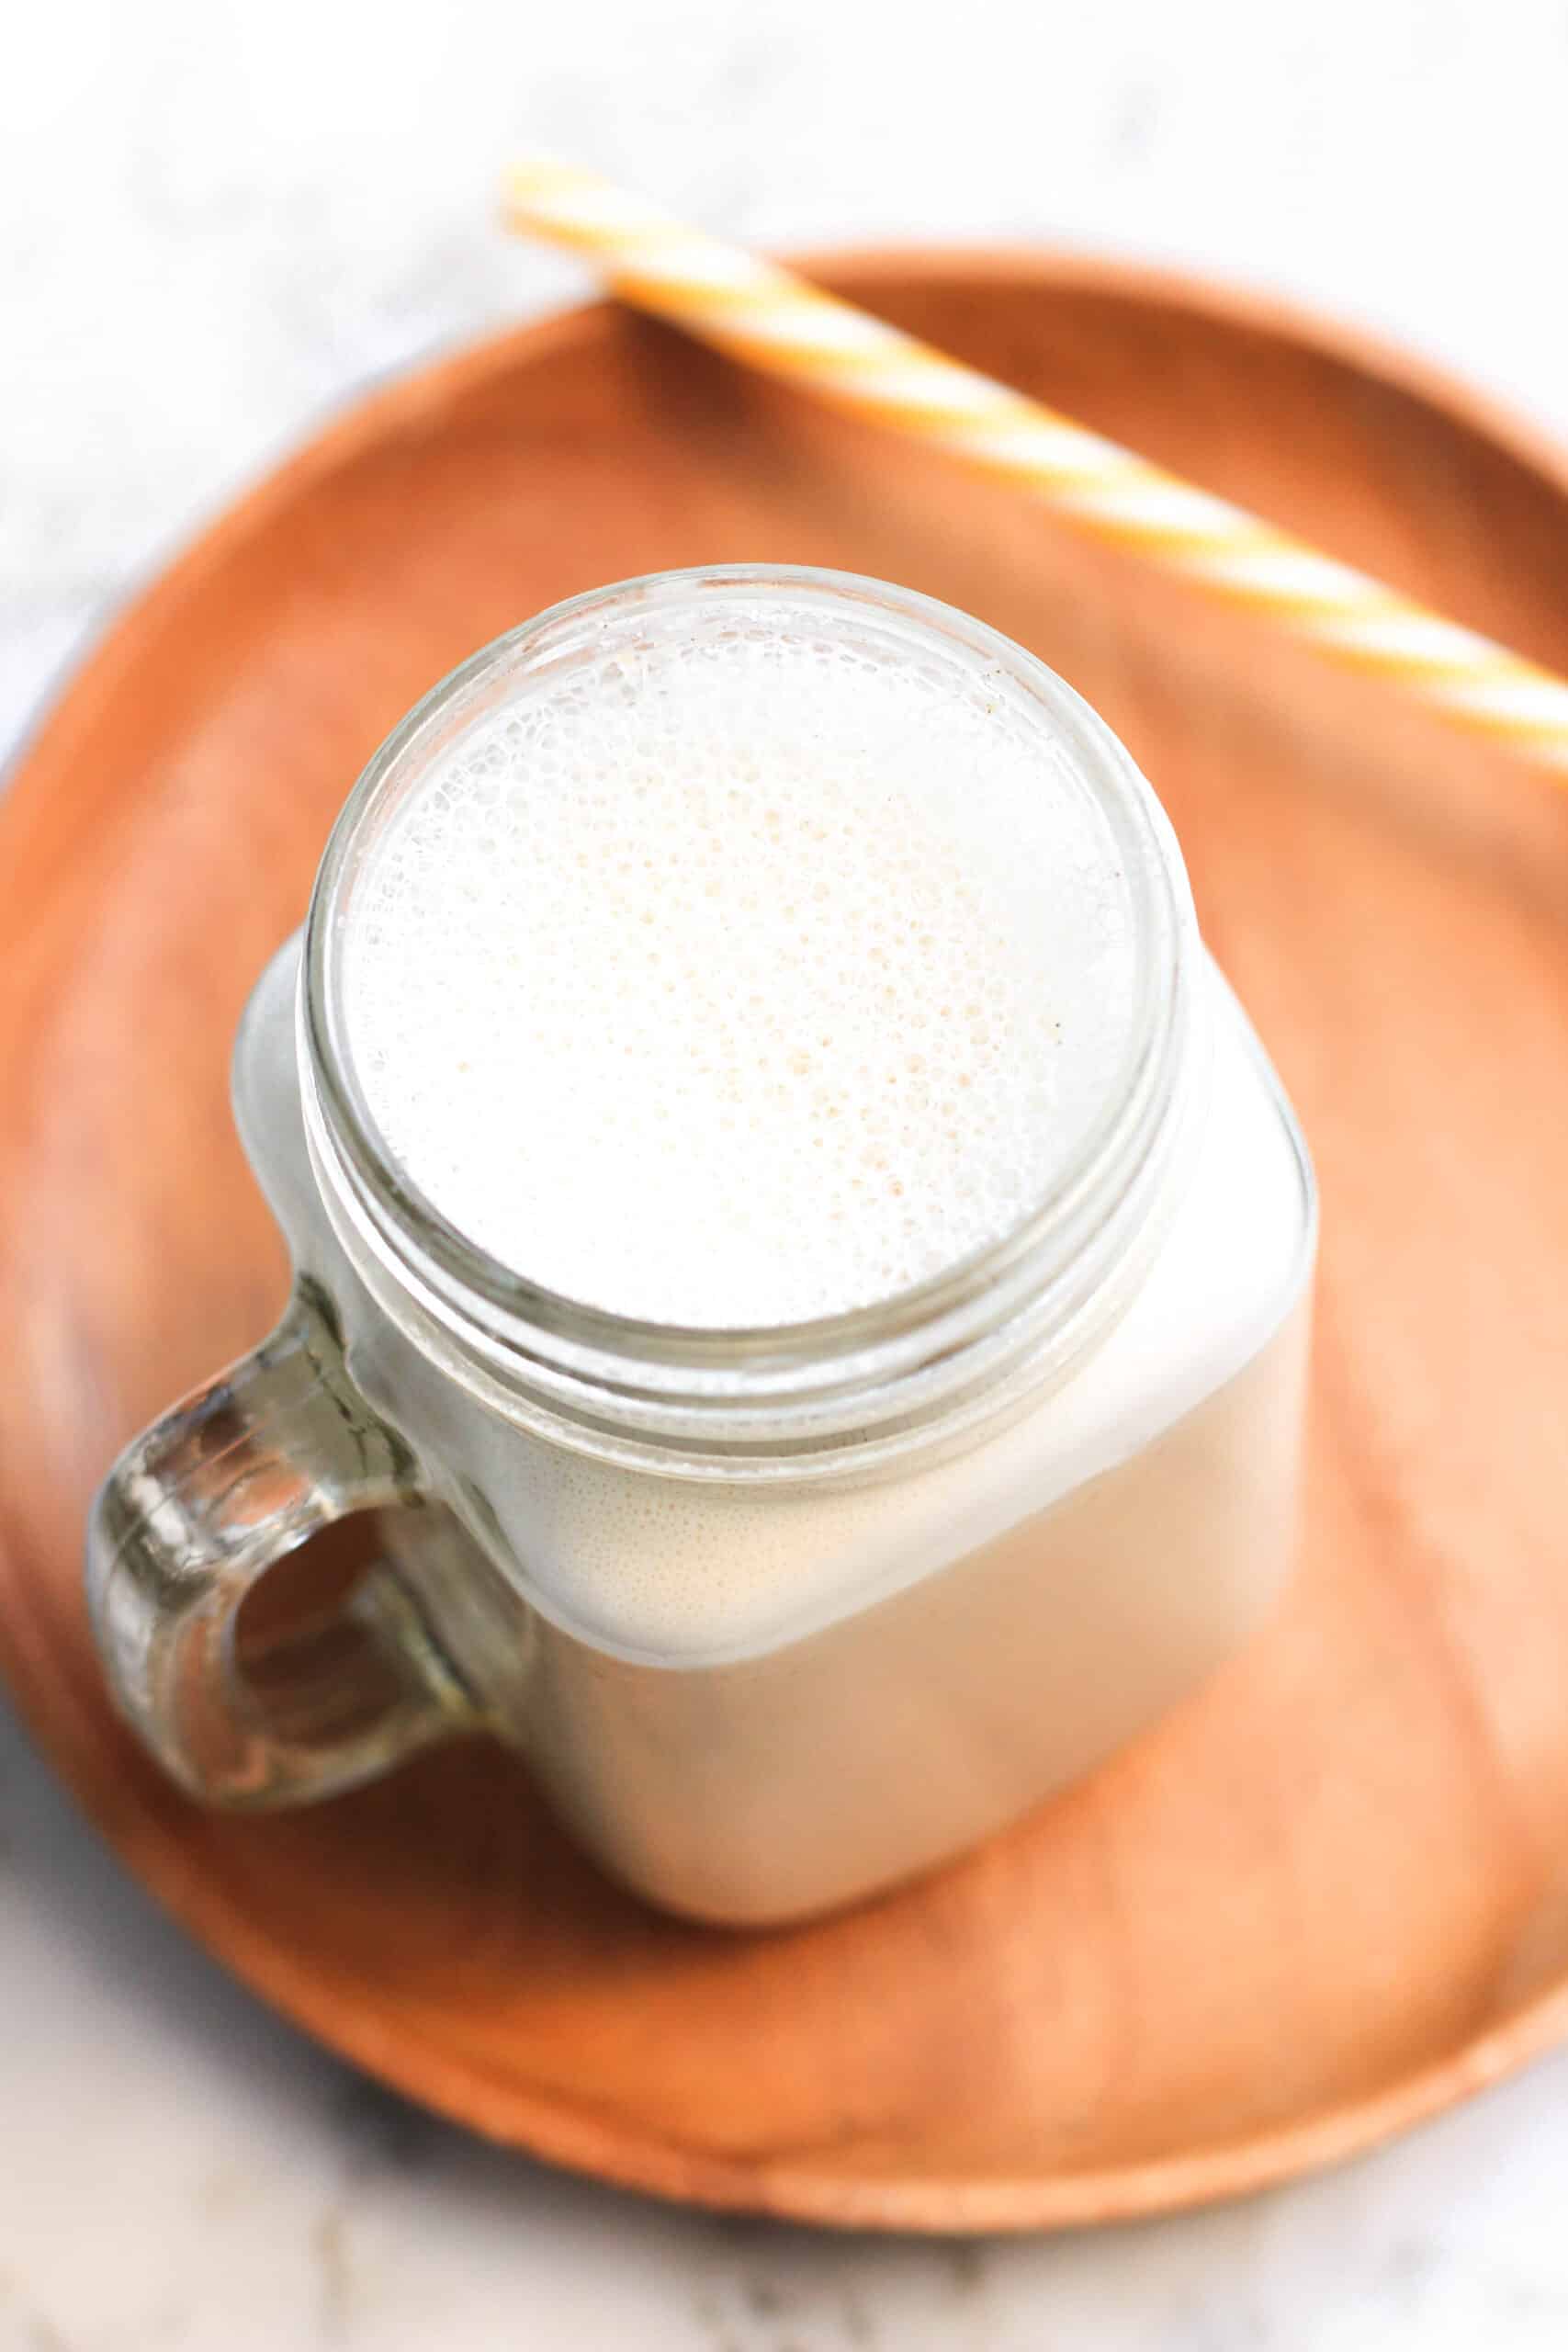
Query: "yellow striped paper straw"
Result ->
[[502, 156, 1568, 777]]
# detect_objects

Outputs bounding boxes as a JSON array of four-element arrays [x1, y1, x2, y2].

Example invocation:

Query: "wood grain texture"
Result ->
[[5, 254, 1568, 2233]]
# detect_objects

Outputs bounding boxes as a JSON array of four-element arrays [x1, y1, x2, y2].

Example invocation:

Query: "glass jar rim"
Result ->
[[302, 564, 1197, 1433]]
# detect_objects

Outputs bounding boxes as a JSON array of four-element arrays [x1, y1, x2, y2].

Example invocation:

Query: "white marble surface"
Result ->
[[6, 2, 1568, 2344]]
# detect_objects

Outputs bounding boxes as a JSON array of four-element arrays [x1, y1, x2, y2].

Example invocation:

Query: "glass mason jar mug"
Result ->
[[87, 568, 1316, 1927]]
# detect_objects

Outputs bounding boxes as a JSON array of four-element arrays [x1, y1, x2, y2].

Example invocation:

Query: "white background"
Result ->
[[6, 2, 1568, 2344]]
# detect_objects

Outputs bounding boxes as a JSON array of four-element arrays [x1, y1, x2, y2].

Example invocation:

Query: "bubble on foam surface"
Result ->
[[343, 607, 1136, 1327]]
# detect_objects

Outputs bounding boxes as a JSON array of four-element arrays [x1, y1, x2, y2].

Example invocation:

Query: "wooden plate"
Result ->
[[6, 254, 1568, 2233]]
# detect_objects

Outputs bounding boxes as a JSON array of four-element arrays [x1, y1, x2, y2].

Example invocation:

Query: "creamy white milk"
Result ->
[[336, 607, 1308, 1665], [343, 621, 1136, 1327]]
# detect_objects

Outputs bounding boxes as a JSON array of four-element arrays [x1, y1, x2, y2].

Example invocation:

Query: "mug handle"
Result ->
[[86, 1281, 480, 1806]]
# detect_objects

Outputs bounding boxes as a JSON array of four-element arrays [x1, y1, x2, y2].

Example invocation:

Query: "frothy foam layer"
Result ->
[[343, 605, 1137, 1326]]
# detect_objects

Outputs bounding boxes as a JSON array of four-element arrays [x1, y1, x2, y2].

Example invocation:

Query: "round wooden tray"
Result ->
[[6, 254, 1568, 2233]]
